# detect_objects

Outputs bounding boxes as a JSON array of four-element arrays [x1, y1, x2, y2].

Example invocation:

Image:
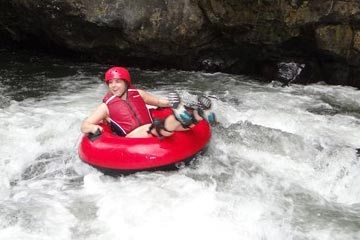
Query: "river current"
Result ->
[[1, 49, 360, 240]]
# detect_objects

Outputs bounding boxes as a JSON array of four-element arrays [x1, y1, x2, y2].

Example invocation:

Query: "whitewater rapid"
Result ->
[[0, 51, 360, 240]]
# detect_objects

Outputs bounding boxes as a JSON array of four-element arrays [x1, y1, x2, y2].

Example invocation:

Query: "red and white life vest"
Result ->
[[103, 87, 152, 136]]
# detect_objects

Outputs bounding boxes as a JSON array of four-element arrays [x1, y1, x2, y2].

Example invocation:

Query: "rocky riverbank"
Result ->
[[0, 0, 359, 87]]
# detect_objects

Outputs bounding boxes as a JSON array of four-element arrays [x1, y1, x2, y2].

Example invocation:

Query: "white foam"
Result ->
[[1, 70, 360, 239]]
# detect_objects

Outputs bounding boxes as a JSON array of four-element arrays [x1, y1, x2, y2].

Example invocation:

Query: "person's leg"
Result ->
[[127, 93, 214, 138], [126, 115, 187, 138], [147, 107, 205, 138], [147, 93, 215, 138], [125, 123, 153, 138]]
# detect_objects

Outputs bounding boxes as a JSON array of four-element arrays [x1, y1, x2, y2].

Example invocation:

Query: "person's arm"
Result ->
[[80, 103, 109, 134], [138, 89, 170, 107]]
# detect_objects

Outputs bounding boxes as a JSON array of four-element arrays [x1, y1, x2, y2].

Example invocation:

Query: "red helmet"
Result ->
[[104, 67, 131, 85]]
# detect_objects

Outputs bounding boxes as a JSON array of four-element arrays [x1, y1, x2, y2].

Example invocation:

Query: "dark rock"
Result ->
[[0, 0, 359, 87]]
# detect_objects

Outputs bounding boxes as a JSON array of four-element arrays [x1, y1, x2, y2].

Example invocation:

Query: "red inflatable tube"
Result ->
[[78, 108, 211, 175]]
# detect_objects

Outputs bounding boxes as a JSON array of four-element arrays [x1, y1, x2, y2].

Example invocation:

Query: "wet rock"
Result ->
[[277, 62, 305, 86], [315, 25, 353, 58], [0, 0, 360, 87], [354, 31, 360, 52]]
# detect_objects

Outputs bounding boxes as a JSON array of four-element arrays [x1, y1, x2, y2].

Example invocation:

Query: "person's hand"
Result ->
[[87, 125, 103, 141], [91, 125, 103, 134]]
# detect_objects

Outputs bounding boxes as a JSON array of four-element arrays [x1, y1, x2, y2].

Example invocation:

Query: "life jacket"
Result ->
[[103, 87, 152, 136]]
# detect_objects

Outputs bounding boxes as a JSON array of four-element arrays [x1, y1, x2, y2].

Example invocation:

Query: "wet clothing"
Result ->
[[103, 88, 152, 136]]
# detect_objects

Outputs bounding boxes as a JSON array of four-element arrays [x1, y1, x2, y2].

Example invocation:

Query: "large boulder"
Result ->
[[0, 0, 359, 87]]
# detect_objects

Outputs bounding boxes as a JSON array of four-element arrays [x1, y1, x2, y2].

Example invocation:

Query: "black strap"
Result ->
[[147, 118, 173, 138]]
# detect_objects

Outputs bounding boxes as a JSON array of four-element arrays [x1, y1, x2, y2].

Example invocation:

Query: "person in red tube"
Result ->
[[80, 66, 215, 138]]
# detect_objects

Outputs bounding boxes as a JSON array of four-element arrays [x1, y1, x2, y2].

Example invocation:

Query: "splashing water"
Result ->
[[0, 50, 360, 240]]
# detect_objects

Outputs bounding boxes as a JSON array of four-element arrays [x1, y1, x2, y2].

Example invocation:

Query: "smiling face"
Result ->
[[108, 78, 128, 97]]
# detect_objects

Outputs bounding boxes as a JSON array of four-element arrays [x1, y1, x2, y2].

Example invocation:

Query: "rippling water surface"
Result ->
[[1, 49, 360, 240]]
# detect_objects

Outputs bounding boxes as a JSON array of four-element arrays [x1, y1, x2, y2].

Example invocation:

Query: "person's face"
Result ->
[[108, 79, 127, 96]]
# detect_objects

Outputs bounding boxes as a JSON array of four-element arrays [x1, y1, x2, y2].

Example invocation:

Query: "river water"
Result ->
[[1, 49, 360, 240]]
